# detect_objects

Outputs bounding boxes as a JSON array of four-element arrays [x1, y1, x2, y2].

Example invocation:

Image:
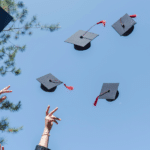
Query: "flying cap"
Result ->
[[94, 83, 119, 106], [112, 13, 137, 36], [37, 73, 74, 92], [65, 20, 106, 50]]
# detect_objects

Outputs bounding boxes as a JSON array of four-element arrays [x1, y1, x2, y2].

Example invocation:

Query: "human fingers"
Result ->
[[51, 116, 61, 121], [0, 90, 3, 95], [49, 107, 58, 116], [48, 119, 55, 122], [53, 120, 58, 124], [0, 96, 6, 103], [3, 85, 10, 91], [0, 89, 6, 95], [5, 85, 10, 90], [3, 90, 12, 93], [46, 105, 50, 116], [0, 143, 1, 150]]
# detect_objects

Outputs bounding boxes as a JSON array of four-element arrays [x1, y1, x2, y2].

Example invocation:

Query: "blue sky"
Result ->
[[0, 0, 150, 149]]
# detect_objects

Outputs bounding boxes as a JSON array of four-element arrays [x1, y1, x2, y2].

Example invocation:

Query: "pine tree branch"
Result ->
[[0, 99, 21, 111], [3, 24, 60, 31], [0, 138, 5, 145], [0, 118, 9, 131], [7, 126, 23, 133], [8, 11, 26, 31], [2, 52, 9, 56], [7, 39, 19, 49], [0, 117, 23, 134]]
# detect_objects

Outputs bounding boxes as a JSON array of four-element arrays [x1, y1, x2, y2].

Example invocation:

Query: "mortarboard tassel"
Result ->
[[94, 90, 110, 106], [82, 20, 106, 37], [97, 20, 106, 27], [130, 14, 137, 18], [94, 96, 99, 106], [49, 79, 74, 90], [64, 84, 74, 90]]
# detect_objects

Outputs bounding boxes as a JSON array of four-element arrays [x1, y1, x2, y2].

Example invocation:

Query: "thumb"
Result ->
[[0, 96, 6, 103]]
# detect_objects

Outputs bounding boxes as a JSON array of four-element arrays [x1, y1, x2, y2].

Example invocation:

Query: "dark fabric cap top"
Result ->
[[65, 30, 99, 47], [112, 13, 136, 36], [37, 73, 63, 90], [99, 83, 119, 100], [0, 6, 13, 32]]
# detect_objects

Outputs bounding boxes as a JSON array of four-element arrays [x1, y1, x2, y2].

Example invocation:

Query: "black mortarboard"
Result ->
[[65, 30, 99, 50], [112, 13, 136, 36], [94, 83, 119, 106], [0, 6, 13, 32], [37, 73, 63, 92], [37, 73, 74, 92]]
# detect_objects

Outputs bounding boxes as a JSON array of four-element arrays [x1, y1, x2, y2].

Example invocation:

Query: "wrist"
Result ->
[[44, 127, 50, 133]]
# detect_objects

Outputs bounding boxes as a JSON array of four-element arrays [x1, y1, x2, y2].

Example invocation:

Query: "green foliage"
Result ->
[[0, 0, 10, 12], [0, 99, 21, 111], [0, 98, 23, 145], [0, 0, 61, 76]]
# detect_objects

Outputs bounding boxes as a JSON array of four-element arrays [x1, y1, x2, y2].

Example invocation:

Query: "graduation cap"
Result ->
[[65, 20, 106, 51], [94, 83, 119, 106], [112, 14, 137, 36], [0, 6, 13, 32], [37, 73, 74, 92]]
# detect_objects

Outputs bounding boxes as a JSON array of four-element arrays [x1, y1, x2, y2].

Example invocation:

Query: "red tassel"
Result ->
[[97, 20, 106, 27], [94, 96, 99, 106], [64, 84, 74, 90], [130, 14, 137, 18]]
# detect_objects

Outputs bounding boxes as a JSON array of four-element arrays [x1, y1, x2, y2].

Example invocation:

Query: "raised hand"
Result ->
[[0, 85, 12, 103], [45, 105, 61, 131]]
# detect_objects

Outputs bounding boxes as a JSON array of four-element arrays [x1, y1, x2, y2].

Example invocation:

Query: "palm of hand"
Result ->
[[45, 115, 54, 128], [45, 105, 61, 131]]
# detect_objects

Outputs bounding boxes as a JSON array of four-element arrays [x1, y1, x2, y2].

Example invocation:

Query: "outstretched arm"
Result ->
[[38, 105, 61, 148]]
